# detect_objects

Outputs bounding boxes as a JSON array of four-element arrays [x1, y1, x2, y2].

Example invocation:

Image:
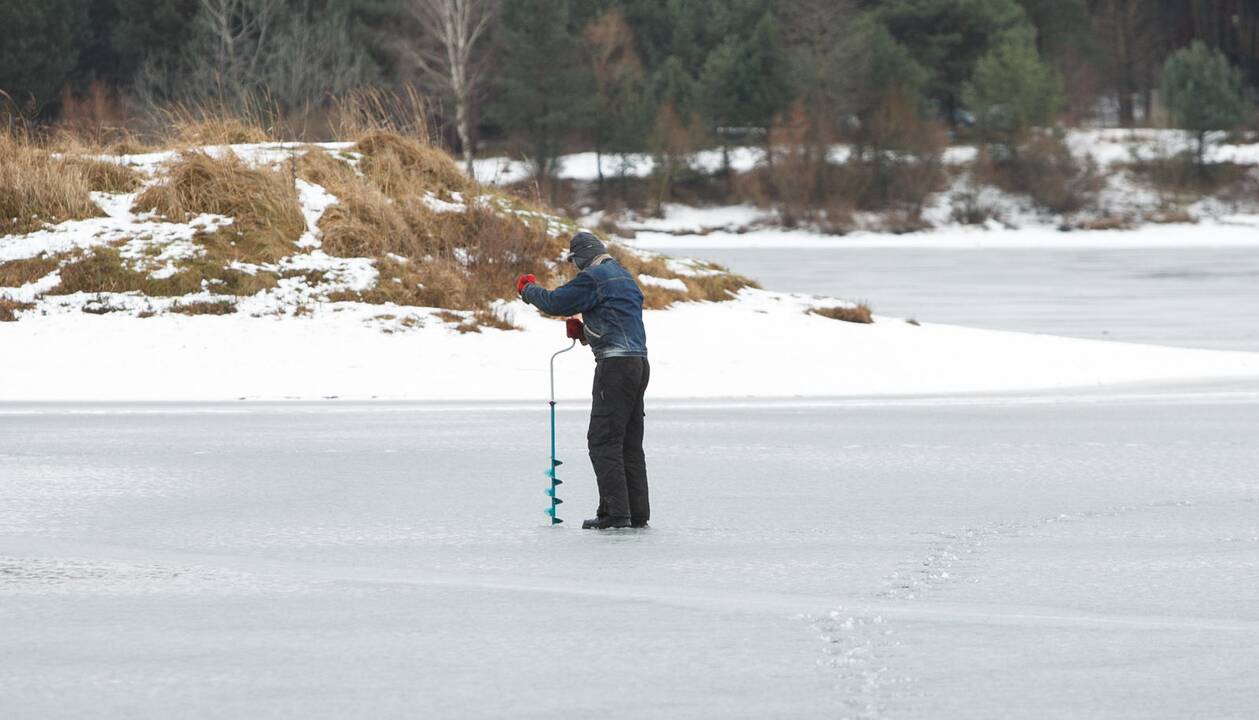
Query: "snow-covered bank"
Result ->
[[475, 128, 1259, 185], [628, 218, 1259, 251], [3, 288, 1258, 402]]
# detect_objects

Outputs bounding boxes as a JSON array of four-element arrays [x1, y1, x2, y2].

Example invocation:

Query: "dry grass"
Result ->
[[812, 303, 874, 325], [49, 247, 277, 298], [171, 300, 237, 315], [609, 244, 756, 307], [6, 120, 752, 319], [134, 151, 304, 263], [353, 130, 472, 199], [174, 118, 270, 146], [0, 132, 103, 235], [1075, 215, 1135, 231], [0, 253, 63, 287], [0, 298, 35, 321], [62, 158, 144, 193]]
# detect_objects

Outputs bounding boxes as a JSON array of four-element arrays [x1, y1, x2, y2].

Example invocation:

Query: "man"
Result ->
[[516, 232, 650, 530]]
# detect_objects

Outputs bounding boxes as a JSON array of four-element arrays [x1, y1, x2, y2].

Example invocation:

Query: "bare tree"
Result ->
[[405, 0, 498, 175], [197, 0, 284, 89]]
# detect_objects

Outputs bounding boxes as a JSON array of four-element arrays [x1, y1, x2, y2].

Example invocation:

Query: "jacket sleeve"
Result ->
[[522, 272, 598, 317]]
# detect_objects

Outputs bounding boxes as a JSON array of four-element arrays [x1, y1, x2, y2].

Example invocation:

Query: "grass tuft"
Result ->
[[134, 151, 304, 263], [354, 130, 472, 199], [171, 300, 237, 316], [0, 298, 35, 321], [62, 157, 144, 193], [0, 253, 63, 287], [0, 132, 103, 235], [812, 303, 874, 325]]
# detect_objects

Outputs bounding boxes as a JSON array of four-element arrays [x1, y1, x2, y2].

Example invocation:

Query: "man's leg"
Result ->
[[624, 358, 650, 525], [587, 359, 636, 522]]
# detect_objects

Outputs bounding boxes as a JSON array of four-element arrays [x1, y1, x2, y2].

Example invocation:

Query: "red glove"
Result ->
[[515, 273, 537, 295], [566, 317, 588, 345]]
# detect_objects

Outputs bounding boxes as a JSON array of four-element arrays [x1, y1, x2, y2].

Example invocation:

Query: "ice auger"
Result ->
[[546, 318, 586, 525]]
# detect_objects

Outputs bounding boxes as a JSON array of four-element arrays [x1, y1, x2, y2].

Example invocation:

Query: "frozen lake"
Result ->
[[3, 390, 1258, 719], [665, 246, 1259, 352]]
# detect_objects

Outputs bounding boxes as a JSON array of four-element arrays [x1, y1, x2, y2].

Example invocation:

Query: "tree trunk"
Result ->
[[455, 90, 474, 178]]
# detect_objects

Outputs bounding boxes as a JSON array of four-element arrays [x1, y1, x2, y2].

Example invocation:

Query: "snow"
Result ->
[[628, 220, 1259, 250], [294, 179, 338, 249], [3, 288, 1259, 402], [636, 275, 689, 292]]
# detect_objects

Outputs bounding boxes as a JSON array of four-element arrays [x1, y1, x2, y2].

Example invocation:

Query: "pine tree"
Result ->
[[0, 0, 90, 112], [874, 0, 1034, 125], [490, 0, 596, 191], [1163, 41, 1251, 168], [963, 42, 1063, 146]]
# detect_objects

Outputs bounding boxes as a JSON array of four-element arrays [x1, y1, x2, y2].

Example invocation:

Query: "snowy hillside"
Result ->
[[4, 135, 1259, 402]]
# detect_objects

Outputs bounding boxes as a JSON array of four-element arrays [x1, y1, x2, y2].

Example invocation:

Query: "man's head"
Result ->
[[568, 232, 607, 270]]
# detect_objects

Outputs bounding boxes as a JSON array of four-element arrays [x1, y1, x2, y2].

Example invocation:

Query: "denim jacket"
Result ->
[[522, 257, 648, 360]]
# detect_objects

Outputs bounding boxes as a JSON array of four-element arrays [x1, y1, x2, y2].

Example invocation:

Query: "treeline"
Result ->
[[2, 1, 1256, 185]]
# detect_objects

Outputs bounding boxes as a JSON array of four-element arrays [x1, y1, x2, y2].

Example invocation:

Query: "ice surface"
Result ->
[[1, 390, 1257, 718], [651, 245, 1259, 353]]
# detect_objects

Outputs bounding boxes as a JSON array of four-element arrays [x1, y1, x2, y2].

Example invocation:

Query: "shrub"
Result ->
[[976, 133, 1100, 215], [845, 88, 948, 219], [0, 132, 103, 235], [133, 151, 304, 263], [812, 303, 873, 324]]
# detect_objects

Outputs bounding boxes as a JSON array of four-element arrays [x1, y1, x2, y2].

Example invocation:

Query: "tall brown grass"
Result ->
[[354, 130, 473, 199], [133, 151, 304, 263], [0, 132, 103, 235]]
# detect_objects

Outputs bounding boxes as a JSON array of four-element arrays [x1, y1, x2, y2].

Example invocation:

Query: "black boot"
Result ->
[[582, 516, 631, 530]]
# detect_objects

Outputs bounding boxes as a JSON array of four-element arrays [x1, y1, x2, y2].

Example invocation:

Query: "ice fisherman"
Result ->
[[516, 232, 650, 530]]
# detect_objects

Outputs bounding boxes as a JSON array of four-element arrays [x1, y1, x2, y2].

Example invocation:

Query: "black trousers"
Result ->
[[588, 356, 650, 523]]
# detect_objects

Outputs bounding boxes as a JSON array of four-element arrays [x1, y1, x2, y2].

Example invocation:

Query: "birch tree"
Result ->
[[406, 0, 498, 175]]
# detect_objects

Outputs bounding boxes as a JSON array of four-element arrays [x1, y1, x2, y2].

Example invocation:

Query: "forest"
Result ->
[[3, 1, 1258, 221]]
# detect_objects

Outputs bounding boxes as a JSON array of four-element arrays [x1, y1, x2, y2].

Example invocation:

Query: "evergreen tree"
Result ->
[[107, 0, 200, 87], [1163, 41, 1252, 167], [874, 0, 1034, 125], [963, 42, 1063, 146], [0, 0, 90, 112], [491, 0, 596, 188], [698, 13, 789, 137]]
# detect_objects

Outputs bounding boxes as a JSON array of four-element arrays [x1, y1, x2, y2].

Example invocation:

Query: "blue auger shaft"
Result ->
[[548, 339, 576, 524]]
